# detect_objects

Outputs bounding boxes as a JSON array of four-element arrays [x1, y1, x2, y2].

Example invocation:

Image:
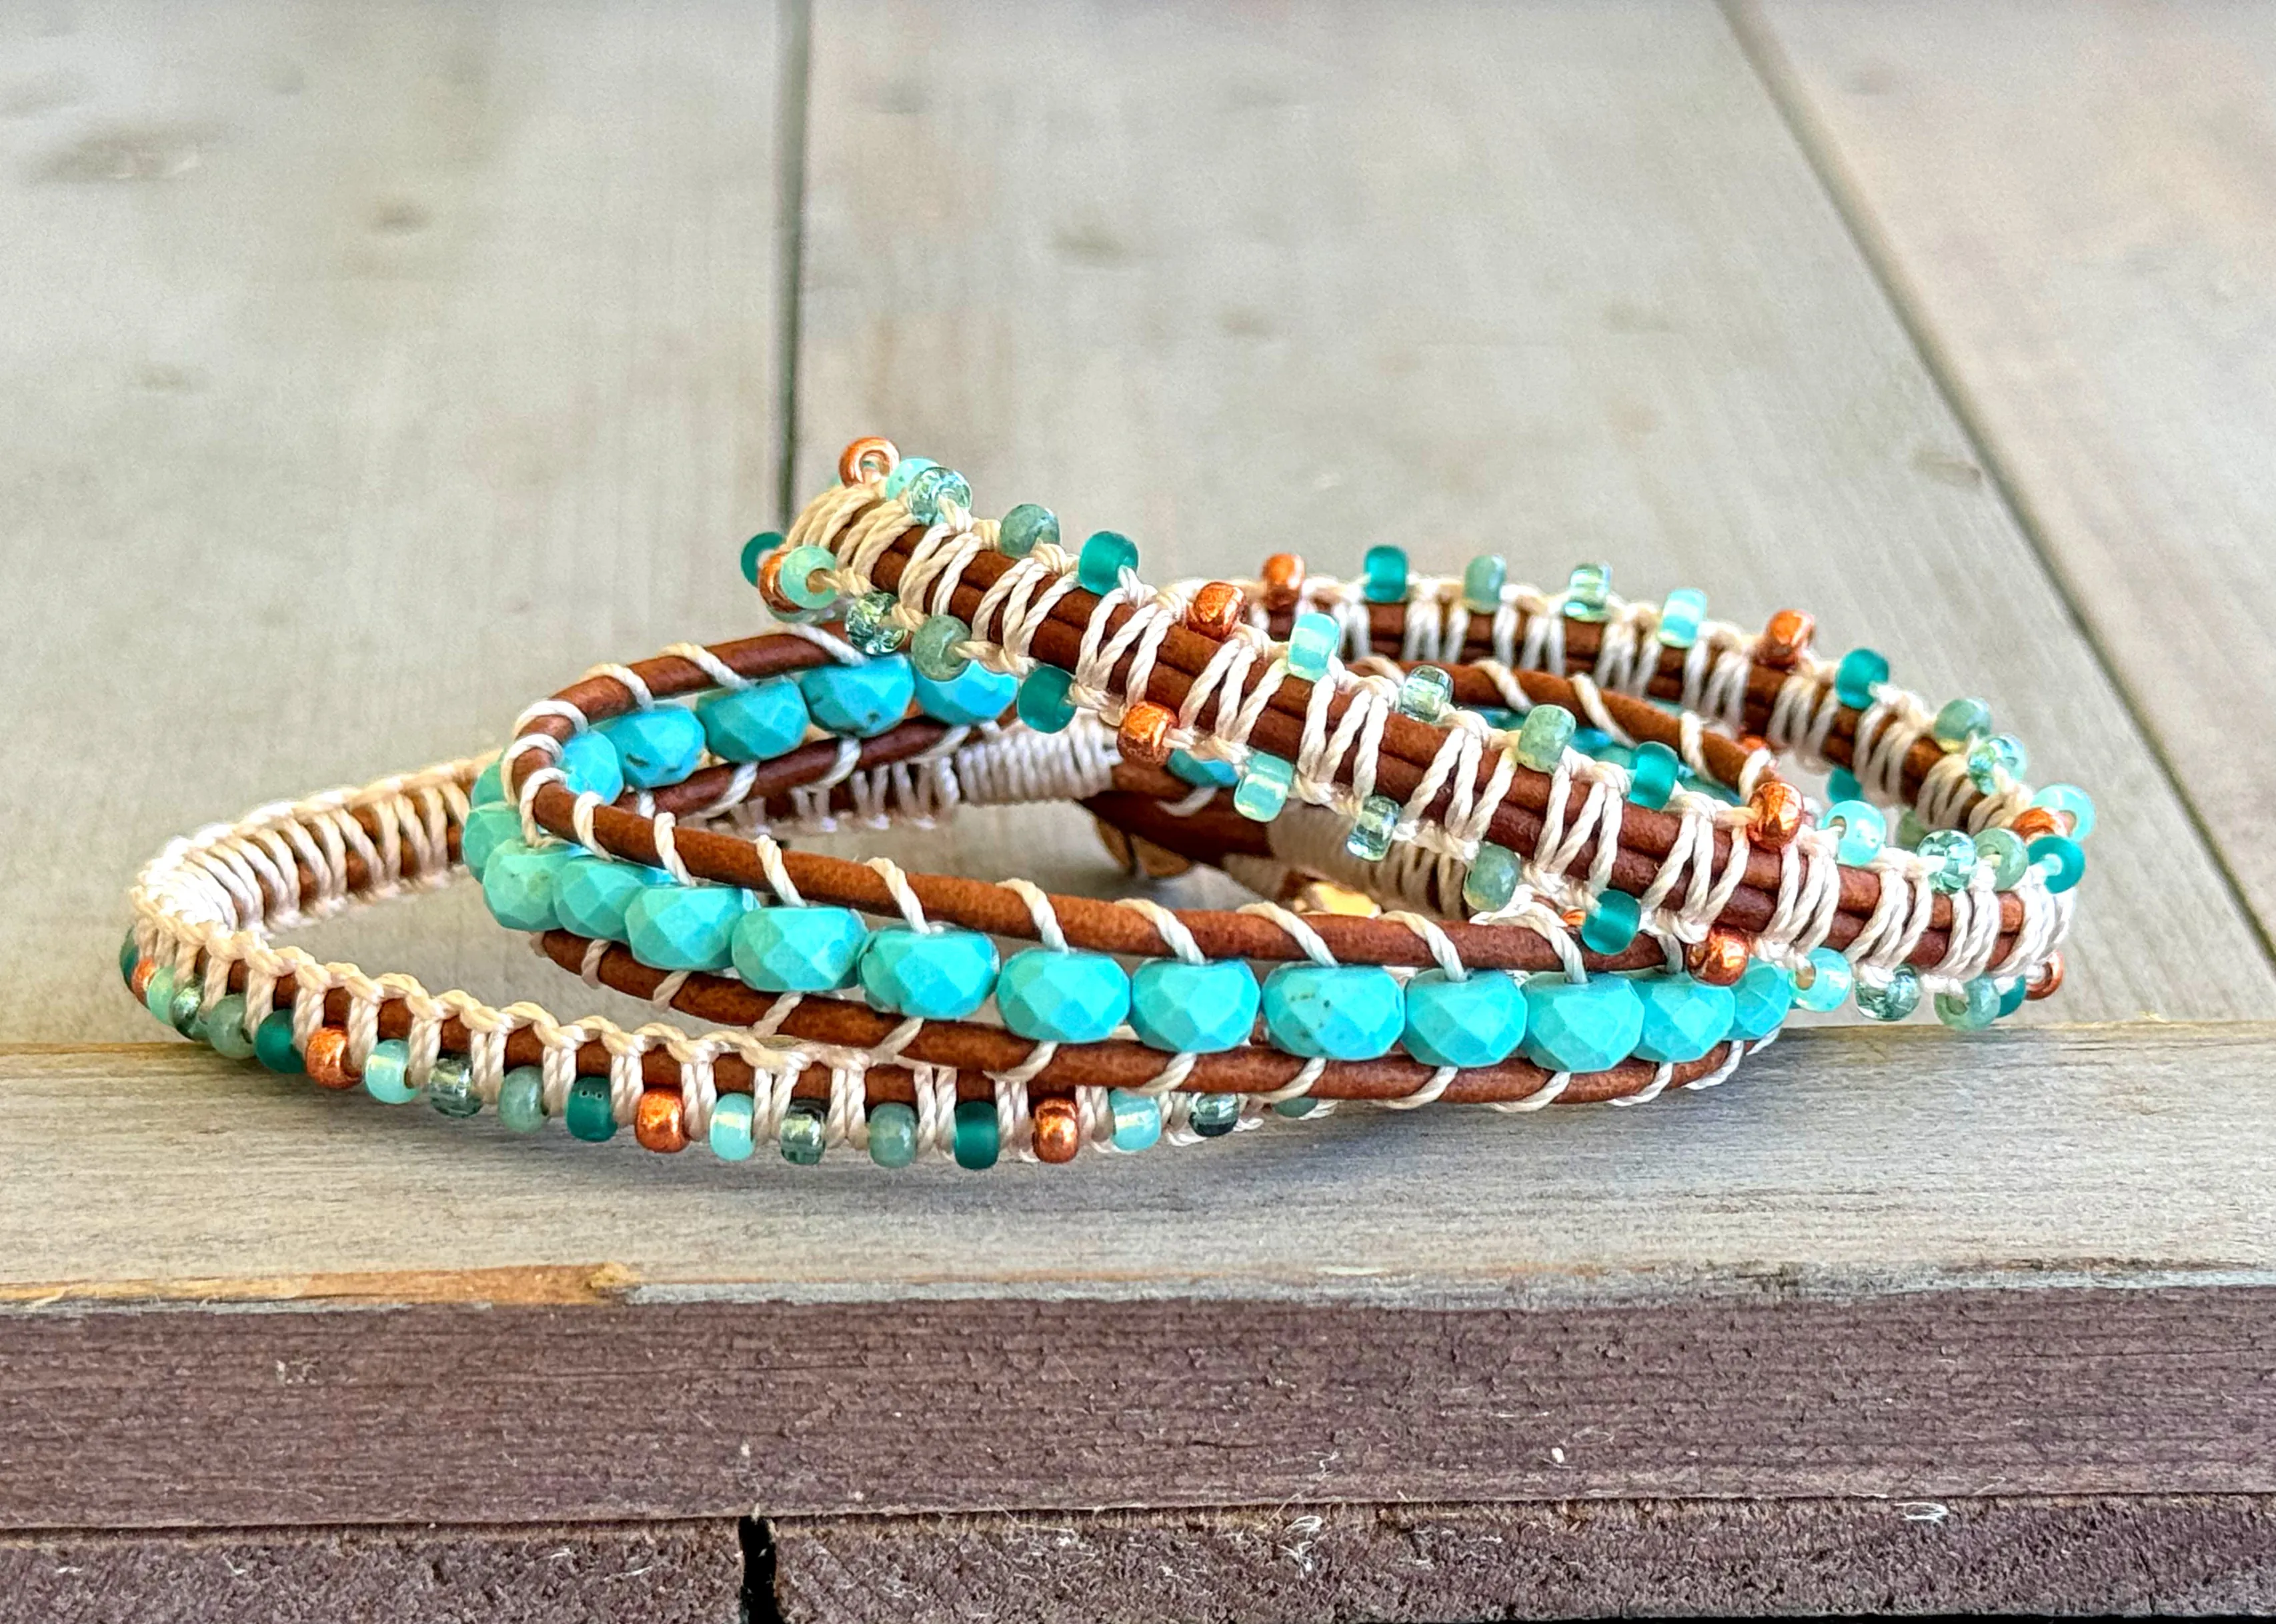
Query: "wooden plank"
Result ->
[[794, 0, 2276, 1022], [1745, 0, 2276, 957], [0, 1, 786, 1044]]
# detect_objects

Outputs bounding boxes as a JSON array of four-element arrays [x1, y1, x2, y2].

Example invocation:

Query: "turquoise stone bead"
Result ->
[[1998, 977, 2030, 1019], [1260, 964, 1404, 1061], [427, 1055, 480, 1117], [1827, 767, 1863, 805], [865, 1101, 918, 1167], [995, 949, 1132, 1043], [780, 1099, 827, 1164], [772, 543, 839, 611], [1627, 741, 1678, 809], [1168, 749, 1238, 788], [1462, 554, 1507, 613], [881, 455, 936, 498], [565, 1074, 617, 1141], [1657, 588, 1706, 650], [1520, 973, 1644, 1074], [1564, 562, 1611, 622], [1108, 1089, 1162, 1151], [800, 655, 915, 738], [1976, 827, 2030, 890], [1516, 705, 1574, 772], [739, 530, 784, 587], [481, 841, 580, 932], [2029, 834, 2086, 894], [1015, 665, 1076, 733], [598, 707, 706, 790], [558, 729, 626, 803], [141, 963, 176, 1024], [254, 1012, 303, 1073], [1856, 965, 1923, 1022], [1462, 843, 1520, 914], [460, 803, 522, 880], [362, 1039, 419, 1105], [2033, 783, 2097, 840], [698, 679, 810, 763], [1129, 959, 1260, 1053], [1630, 973, 1736, 1064], [555, 858, 660, 941], [1933, 696, 1993, 747], [843, 589, 910, 655], [203, 993, 256, 1059], [952, 1099, 999, 1169], [1402, 970, 1525, 1068], [732, 905, 867, 992], [624, 886, 746, 971], [1916, 829, 1978, 893], [1728, 961, 1793, 1041], [1825, 800, 1886, 865], [910, 613, 972, 681], [1285, 611, 1339, 681], [1188, 1092, 1242, 1137], [914, 661, 1017, 725], [1835, 647, 1889, 709], [858, 926, 1000, 1019], [1582, 889, 1642, 955], [900, 464, 970, 525], [1966, 733, 2027, 793], [497, 1067, 546, 1133], [1345, 793, 1400, 861], [1232, 753, 1294, 821], [998, 503, 1058, 559], [473, 761, 505, 807], [708, 1093, 756, 1160], [1077, 530, 1138, 593], [1396, 664, 1453, 725], [1794, 947, 1854, 1012], [1936, 977, 2001, 1031], [1361, 544, 1408, 605]]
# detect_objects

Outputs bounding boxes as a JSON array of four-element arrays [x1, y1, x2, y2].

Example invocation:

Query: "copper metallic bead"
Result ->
[[1260, 552, 1306, 611], [1093, 817, 1139, 875], [756, 545, 792, 612], [837, 435, 898, 486], [1748, 779, 1807, 849], [1184, 580, 1247, 641], [2008, 807, 2063, 842], [129, 959, 159, 1001], [1116, 701, 1176, 768], [1684, 928, 1751, 987], [1132, 839, 1194, 879], [2026, 951, 2066, 1002], [1757, 609, 1816, 669], [1032, 1097, 1082, 1164], [303, 1026, 359, 1090], [635, 1087, 689, 1153]]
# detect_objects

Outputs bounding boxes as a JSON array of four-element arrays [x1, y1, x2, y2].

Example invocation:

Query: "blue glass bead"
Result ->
[[461, 804, 523, 881], [780, 1098, 828, 1165], [473, 760, 505, 807], [559, 730, 626, 803], [1564, 563, 1611, 622], [739, 530, 785, 587], [1582, 889, 1642, 955], [800, 655, 915, 739], [2030, 834, 2086, 894], [998, 503, 1059, 559], [1015, 665, 1077, 733], [564, 1075, 617, 1141], [772, 543, 840, 611], [1856, 965, 1922, 1022], [881, 455, 937, 499], [1077, 530, 1138, 594], [996, 949, 1132, 1043], [1520, 972, 1644, 1074], [1260, 963, 1405, 1061], [842, 589, 910, 655], [497, 1067, 546, 1133], [1631, 973, 1737, 1064], [1462, 554, 1508, 614], [1108, 1088, 1162, 1151], [1516, 705, 1575, 772], [1402, 970, 1526, 1068], [1825, 800, 1887, 865], [1130, 959, 1260, 1053], [1976, 827, 2030, 890], [2033, 783, 2097, 840], [698, 679, 810, 763], [624, 886, 746, 971], [1627, 741, 1678, 810], [1827, 767, 1863, 805], [1286, 611, 1340, 681], [1835, 647, 1889, 710], [1346, 793, 1400, 862], [910, 613, 972, 681], [1934, 696, 1993, 747], [1966, 733, 2027, 793], [1916, 829, 1978, 893], [952, 1099, 1000, 1169], [427, 1055, 480, 1118], [865, 1101, 918, 1168], [203, 993, 257, 1059], [254, 1012, 303, 1073], [1396, 665, 1453, 725], [1997, 977, 2030, 1019], [362, 1039, 419, 1105], [1168, 749, 1238, 789], [900, 464, 970, 525], [1232, 753, 1295, 822], [1936, 977, 2001, 1031], [914, 661, 1018, 725], [1361, 544, 1408, 605], [1729, 961, 1794, 1041], [859, 926, 1000, 1019], [598, 707, 706, 791], [1657, 588, 1706, 650], [482, 841, 580, 932], [733, 905, 868, 992], [708, 1092, 756, 1161], [1188, 1092, 1242, 1137], [555, 859, 660, 941], [1794, 947, 1854, 1012], [1462, 842, 1521, 914]]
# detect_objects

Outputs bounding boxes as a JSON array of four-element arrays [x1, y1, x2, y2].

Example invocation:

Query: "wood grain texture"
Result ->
[[767, 1495, 2276, 1622], [795, 0, 2276, 1023], [1750, 0, 2276, 955]]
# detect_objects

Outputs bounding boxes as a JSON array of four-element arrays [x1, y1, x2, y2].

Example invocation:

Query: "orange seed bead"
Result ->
[[1032, 1097, 1082, 1164], [837, 435, 898, 486], [2008, 807, 2063, 842], [1685, 928, 1751, 987], [1758, 609, 1816, 670], [303, 1027, 359, 1090], [1184, 580, 1247, 641], [1116, 701, 1176, 768], [1260, 552, 1306, 611], [635, 1087, 689, 1153], [129, 959, 159, 1001], [1749, 779, 1807, 849]]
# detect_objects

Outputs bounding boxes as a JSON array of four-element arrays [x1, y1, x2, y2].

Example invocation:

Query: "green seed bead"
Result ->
[[998, 503, 1058, 559], [1916, 829, 1978, 893], [1188, 1091, 1242, 1137], [1895, 808, 1932, 851], [118, 932, 139, 986], [1361, 545, 1408, 605], [780, 1098, 828, 1165], [1515, 704, 1576, 773], [1564, 562, 1610, 622], [773, 543, 838, 611], [1273, 1097, 1321, 1119], [141, 963, 176, 1025], [911, 613, 973, 681], [497, 1067, 547, 1133], [1462, 554, 1508, 614], [1580, 889, 1642, 955], [1933, 697, 1993, 747], [1935, 977, 2001, 1031], [427, 1055, 481, 1117], [167, 978, 204, 1035], [1656, 588, 1706, 651], [952, 1099, 999, 1170], [842, 589, 909, 655], [1396, 664, 1453, 725], [707, 1092, 756, 1160], [1975, 827, 2030, 890], [901, 464, 970, 525], [254, 1012, 303, 1073], [881, 455, 936, 498], [1285, 611, 1339, 682], [1462, 842, 1521, 914], [866, 1101, 919, 1168], [1965, 733, 2027, 793], [739, 531, 784, 587], [203, 994, 256, 1059], [1232, 753, 1295, 822], [1016, 665, 1077, 733], [1626, 741, 1678, 810], [1855, 965, 1922, 1022], [565, 1075, 617, 1141], [1077, 530, 1138, 594], [1834, 647, 1889, 710], [1345, 793, 1400, 861]]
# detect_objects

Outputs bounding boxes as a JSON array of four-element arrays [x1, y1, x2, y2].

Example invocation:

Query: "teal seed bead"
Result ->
[[1345, 794, 1400, 862], [780, 1099, 828, 1165], [1581, 889, 1642, 955], [739, 530, 785, 587], [698, 679, 810, 763], [203, 994, 256, 1059], [1564, 562, 1611, 622], [859, 926, 1000, 1019], [254, 1012, 303, 1073], [1936, 977, 2002, 1031], [995, 949, 1132, 1044], [362, 1039, 419, 1105], [482, 840, 580, 932], [1916, 829, 1979, 893], [1077, 530, 1139, 594], [2029, 834, 2086, 894], [1631, 973, 1737, 1064], [1570, 727, 1612, 757], [1015, 665, 1077, 733], [952, 1099, 1000, 1170], [598, 707, 706, 791], [800, 654, 915, 738], [1627, 741, 1678, 810], [168, 978, 204, 1035], [911, 613, 972, 681], [900, 464, 970, 525], [1965, 733, 2027, 793], [2033, 783, 2097, 840], [1462, 554, 1508, 613], [1168, 749, 1238, 789], [1396, 664, 1453, 725], [1827, 767, 1863, 805], [118, 931, 139, 987], [1997, 977, 2030, 1019], [141, 963, 177, 1024], [1728, 961, 1794, 1041], [1794, 947, 1855, 1012], [1595, 743, 1634, 771], [1285, 611, 1340, 681], [1274, 1097, 1320, 1119], [497, 1067, 547, 1133], [1232, 753, 1295, 822], [1657, 588, 1706, 650], [732, 905, 867, 993], [1855, 965, 1923, 1022], [624, 887, 748, 972], [473, 761, 505, 807], [427, 1055, 480, 1118], [707, 1092, 756, 1161], [1108, 1089, 1162, 1152], [1825, 800, 1886, 865], [773, 543, 840, 611], [1473, 707, 1522, 731], [565, 1075, 616, 1141], [998, 503, 1059, 559], [1130, 959, 1260, 1053], [1361, 544, 1408, 605], [1461, 842, 1521, 914], [1402, 970, 1526, 1068], [558, 730, 626, 803], [1835, 647, 1889, 710], [1515, 705, 1575, 772], [1933, 696, 1993, 747], [881, 455, 936, 499], [915, 661, 1018, 725], [1895, 808, 1932, 851], [1975, 827, 2030, 890], [1261, 964, 1404, 1061], [842, 589, 910, 655], [460, 804, 522, 880], [1520, 972, 1645, 1075], [864, 1101, 918, 1168], [555, 858, 659, 942], [1188, 1093, 1242, 1137]]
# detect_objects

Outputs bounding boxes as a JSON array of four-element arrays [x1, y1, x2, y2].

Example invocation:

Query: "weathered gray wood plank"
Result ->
[[1747, 0, 2276, 953], [796, 0, 2276, 1021]]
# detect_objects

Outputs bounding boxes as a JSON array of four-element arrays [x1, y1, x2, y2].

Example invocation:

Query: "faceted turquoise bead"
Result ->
[[1582, 889, 1642, 955], [497, 1067, 546, 1133], [843, 589, 910, 655], [1108, 1089, 1162, 1151], [624, 886, 746, 971], [1657, 588, 1706, 650], [1825, 800, 1886, 865], [858, 926, 1000, 1019], [1285, 611, 1339, 681], [739, 531, 784, 587], [914, 661, 1017, 725], [1232, 753, 1294, 821], [1396, 665, 1452, 725], [780, 1099, 828, 1164], [1168, 749, 1238, 789], [998, 503, 1058, 559], [1856, 965, 1923, 1022], [1627, 741, 1678, 810], [427, 1055, 480, 1118], [881, 455, 937, 498], [697, 679, 810, 763], [1346, 793, 1400, 861], [2029, 834, 2085, 894], [1362, 545, 1408, 605], [1835, 647, 1889, 710], [1965, 733, 2027, 793], [362, 1039, 419, 1105], [565, 1075, 617, 1141], [708, 1093, 756, 1160], [800, 655, 915, 738], [772, 543, 839, 611], [1462, 842, 1520, 914], [865, 1101, 918, 1167], [558, 729, 626, 803], [482, 841, 580, 932], [1564, 563, 1610, 622], [732, 905, 867, 993], [1516, 705, 1574, 772], [1077, 530, 1138, 593], [1630, 973, 1736, 1064], [1188, 1093, 1241, 1137], [1794, 947, 1854, 1012], [254, 1012, 303, 1073], [598, 707, 706, 790], [1933, 696, 1993, 747], [1936, 977, 2001, 1031], [952, 1099, 1000, 1169], [460, 804, 522, 880], [1462, 554, 1507, 614], [203, 994, 257, 1059], [1015, 665, 1076, 733], [1129, 959, 1260, 1053], [1402, 970, 1525, 1068], [2033, 783, 2097, 840], [1520, 973, 1644, 1074], [1728, 961, 1794, 1041], [1916, 829, 1978, 893], [555, 859, 661, 942], [472, 761, 505, 807], [995, 949, 1132, 1043], [1977, 827, 2030, 890], [1260, 964, 1404, 1061], [910, 613, 972, 681]]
